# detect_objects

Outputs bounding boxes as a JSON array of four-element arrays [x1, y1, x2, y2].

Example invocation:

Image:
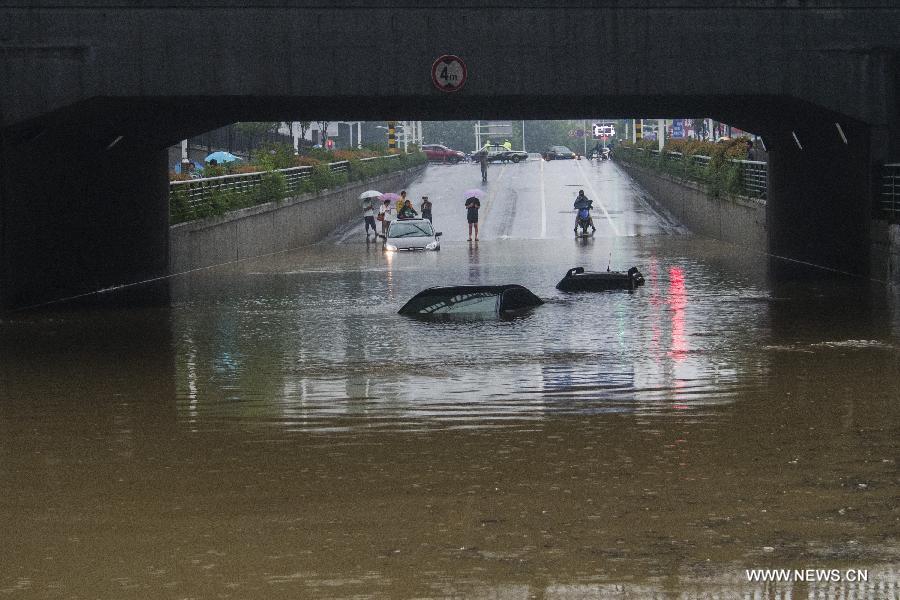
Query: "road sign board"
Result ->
[[432, 55, 467, 93]]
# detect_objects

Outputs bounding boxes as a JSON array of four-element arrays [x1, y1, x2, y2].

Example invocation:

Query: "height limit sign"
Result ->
[[431, 55, 467, 93]]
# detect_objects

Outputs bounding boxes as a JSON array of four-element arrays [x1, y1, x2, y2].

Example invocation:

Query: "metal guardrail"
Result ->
[[881, 163, 900, 223], [170, 154, 401, 217], [618, 147, 766, 202]]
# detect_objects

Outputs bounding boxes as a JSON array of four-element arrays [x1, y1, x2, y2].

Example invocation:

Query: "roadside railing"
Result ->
[[880, 163, 900, 223], [170, 154, 403, 221], [619, 147, 767, 202]]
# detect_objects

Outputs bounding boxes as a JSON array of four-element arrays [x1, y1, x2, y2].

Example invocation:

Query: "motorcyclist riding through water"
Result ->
[[573, 190, 597, 234]]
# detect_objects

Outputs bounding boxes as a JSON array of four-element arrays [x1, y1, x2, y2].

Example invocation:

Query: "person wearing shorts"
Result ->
[[465, 196, 480, 241], [363, 198, 377, 235], [379, 199, 394, 237], [420, 196, 433, 223]]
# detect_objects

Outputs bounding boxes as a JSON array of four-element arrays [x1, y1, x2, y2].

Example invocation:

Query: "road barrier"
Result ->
[[169, 154, 402, 219], [881, 163, 900, 223], [619, 147, 767, 202]]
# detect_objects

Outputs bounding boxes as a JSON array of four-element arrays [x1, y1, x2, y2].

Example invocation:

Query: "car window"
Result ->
[[388, 221, 434, 238]]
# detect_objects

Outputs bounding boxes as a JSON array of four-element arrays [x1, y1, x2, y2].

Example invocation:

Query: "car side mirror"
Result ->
[[435, 232, 443, 237]]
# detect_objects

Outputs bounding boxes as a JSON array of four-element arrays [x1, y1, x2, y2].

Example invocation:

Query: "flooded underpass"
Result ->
[[1, 159, 898, 598]]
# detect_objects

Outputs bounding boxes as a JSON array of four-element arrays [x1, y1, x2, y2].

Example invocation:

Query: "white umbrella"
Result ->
[[359, 190, 383, 207]]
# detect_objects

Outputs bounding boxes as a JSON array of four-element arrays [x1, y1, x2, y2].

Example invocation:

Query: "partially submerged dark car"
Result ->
[[556, 267, 645, 292], [398, 285, 544, 317]]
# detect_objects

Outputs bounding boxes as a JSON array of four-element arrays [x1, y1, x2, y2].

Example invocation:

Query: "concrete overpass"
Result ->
[[1, 1, 898, 307]]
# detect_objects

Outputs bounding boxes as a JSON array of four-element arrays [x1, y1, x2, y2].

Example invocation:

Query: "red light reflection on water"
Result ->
[[648, 258, 662, 359], [668, 267, 688, 361]]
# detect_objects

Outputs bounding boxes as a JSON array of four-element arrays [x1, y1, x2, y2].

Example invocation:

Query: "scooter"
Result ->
[[574, 208, 597, 236]]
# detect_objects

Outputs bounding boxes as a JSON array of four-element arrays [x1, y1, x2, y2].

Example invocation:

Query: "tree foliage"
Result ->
[[421, 120, 582, 153]]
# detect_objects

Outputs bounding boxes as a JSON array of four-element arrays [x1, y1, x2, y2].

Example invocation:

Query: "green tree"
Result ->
[[421, 121, 477, 151], [233, 122, 279, 152], [317, 120, 330, 145]]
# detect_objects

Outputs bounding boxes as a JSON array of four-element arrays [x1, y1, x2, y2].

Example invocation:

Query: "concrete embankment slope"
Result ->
[[169, 165, 426, 273], [617, 161, 767, 251]]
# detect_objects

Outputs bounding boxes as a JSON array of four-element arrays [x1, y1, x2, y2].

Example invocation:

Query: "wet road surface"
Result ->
[[1, 157, 898, 598]]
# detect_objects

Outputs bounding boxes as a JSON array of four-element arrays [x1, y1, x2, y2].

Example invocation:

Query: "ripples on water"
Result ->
[[2, 236, 898, 599], [165, 238, 811, 432]]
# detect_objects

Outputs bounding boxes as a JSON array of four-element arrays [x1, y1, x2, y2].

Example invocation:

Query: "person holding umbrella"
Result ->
[[463, 189, 484, 241], [379, 197, 396, 238], [359, 190, 382, 236]]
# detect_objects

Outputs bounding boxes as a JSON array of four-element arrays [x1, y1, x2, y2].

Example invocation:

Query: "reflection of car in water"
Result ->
[[474, 145, 529, 163], [541, 145, 577, 160], [384, 219, 441, 251]]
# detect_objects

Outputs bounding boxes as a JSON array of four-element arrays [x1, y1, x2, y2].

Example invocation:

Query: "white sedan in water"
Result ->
[[384, 219, 442, 251]]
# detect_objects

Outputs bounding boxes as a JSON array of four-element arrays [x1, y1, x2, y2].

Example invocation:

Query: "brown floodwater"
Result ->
[[1, 235, 897, 599]]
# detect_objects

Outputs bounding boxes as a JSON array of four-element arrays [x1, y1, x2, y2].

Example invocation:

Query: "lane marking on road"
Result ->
[[479, 163, 508, 228], [576, 159, 621, 236], [540, 159, 547, 238]]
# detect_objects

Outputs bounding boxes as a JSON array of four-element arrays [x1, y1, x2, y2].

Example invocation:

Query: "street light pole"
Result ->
[[522, 120, 525, 152], [583, 119, 587, 156]]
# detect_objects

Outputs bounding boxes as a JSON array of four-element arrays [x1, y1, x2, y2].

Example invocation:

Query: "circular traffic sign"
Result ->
[[431, 55, 467, 93]]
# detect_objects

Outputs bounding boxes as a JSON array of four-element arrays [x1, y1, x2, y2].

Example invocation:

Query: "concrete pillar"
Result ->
[[0, 128, 170, 309], [766, 117, 872, 278]]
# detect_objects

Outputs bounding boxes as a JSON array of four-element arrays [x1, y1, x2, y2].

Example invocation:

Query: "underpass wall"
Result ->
[[870, 220, 900, 285], [616, 162, 767, 251], [168, 165, 426, 273]]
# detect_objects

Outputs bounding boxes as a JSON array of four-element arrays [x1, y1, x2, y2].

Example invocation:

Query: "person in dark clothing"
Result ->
[[398, 199, 418, 219], [465, 196, 481, 241], [420, 196, 433, 223], [479, 152, 488, 182]]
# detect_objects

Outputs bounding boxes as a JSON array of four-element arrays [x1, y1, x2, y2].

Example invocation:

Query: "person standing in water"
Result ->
[[362, 197, 377, 236], [379, 198, 395, 237], [420, 196, 433, 223], [465, 195, 480, 241]]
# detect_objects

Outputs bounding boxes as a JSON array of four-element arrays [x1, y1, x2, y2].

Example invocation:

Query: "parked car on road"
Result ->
[[422, 144, 467, 163], [474, 145, 529, 164], [384, 219, 442, 251], [541, 146, 577, 160]]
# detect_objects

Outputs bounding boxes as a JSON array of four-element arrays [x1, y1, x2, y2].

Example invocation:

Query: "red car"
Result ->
[[422, 144, 466, 163]]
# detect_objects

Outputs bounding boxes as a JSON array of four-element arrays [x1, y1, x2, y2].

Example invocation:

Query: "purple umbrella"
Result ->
[[382, 192, 402, 202], [463, 189, 485, 200]]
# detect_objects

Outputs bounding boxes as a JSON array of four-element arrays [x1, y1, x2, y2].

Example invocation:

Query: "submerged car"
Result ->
[[541, 145, 577, 160], [556, 266, 645, 292], [384, 219, 441, 251], [398, 285, 544, 316]]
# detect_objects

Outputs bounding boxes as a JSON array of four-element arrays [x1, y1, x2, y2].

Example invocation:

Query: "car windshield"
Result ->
[[389, 221, 434, 238], [553, 146, 571, 152]]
